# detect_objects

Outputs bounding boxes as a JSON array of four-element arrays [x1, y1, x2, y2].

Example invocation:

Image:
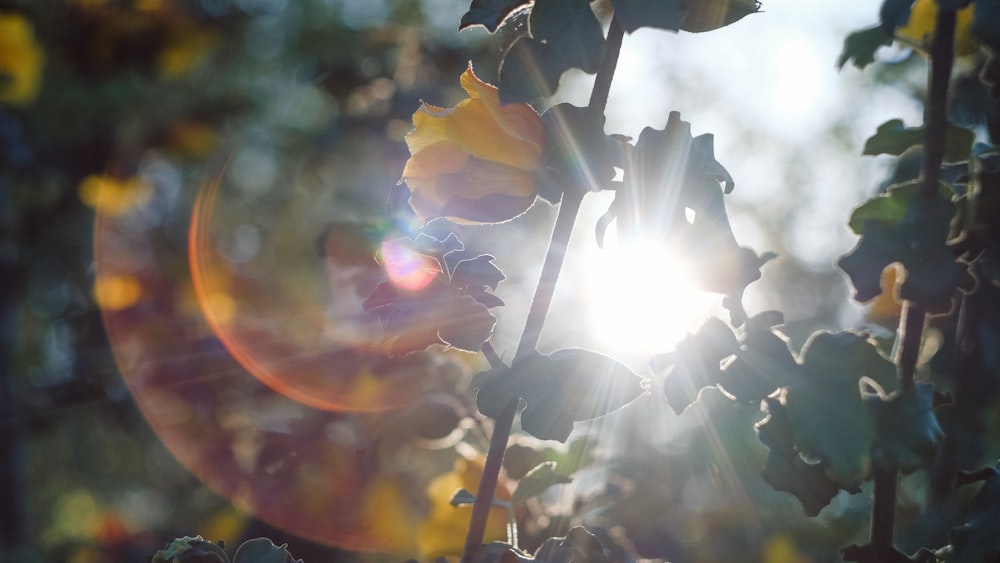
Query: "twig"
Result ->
[[869, 5, 956, 557], [459, 15, 626, 563]]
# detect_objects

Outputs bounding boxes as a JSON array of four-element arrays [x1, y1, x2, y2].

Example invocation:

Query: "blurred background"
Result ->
[[2, 0, 994, 562]]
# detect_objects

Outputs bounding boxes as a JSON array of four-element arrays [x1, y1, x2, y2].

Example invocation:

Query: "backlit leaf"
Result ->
[[870, 383, 944, 474], [862, 119, 975, 164], [838, 181, 968, 312], [460, 0, 533, 32], [609, 0, 687, 33], [498, 0, 605, 103], [512, 462, 572, 505], [473, 349, 645, 442], [837, 26, 894, 70], [232, 538, 303, 563]]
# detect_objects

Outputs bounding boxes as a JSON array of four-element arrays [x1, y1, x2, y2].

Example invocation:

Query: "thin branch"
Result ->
[[869, 5, 956, 557], [459, 16, 626, 563]]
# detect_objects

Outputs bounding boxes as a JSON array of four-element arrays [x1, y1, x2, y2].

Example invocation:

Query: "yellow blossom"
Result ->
[[401, 65, 544, 224], [418, 456, 511, 559], [0, 13, 45, 106], [896, 0, 978, 56]]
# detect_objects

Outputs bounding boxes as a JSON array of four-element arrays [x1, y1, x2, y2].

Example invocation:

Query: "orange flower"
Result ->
[[401, 65, 544, 224]]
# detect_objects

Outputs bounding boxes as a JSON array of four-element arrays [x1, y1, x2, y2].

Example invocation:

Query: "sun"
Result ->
[[583, 239, 720, 356]]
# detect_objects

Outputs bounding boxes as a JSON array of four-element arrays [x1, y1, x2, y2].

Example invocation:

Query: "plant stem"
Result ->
[[459, 16, 625, 563], [868, 6, 956, 556]]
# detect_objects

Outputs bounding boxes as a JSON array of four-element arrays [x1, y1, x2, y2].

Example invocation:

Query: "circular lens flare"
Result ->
[[585, 238, 718, 355], [94, 158, 479, 554]]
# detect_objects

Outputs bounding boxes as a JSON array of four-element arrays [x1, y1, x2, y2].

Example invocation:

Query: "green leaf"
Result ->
[[151, 536, 229, 563], [784, 331, 898, 487], [717, 326, 800, 403], [533, 527, 611, 563], [450, 488, 479, 506], [838, 181, 968, 312], [870, 383, 944, 474], [232, 539, 302, 563], [539, 104, 620, 200], [661, 317, 739, 414], [473, 349, 645, 442], [880, 0, 917, 30], [837, 26, 894, 70], [757, 398, 850, 516], [460, 0, 533, 32], [609, 0, 688, 33], [498, 0, 605, 103], [847, 181, 919, 235], [512, 462, 573, 505], [941, 464, 1000, 562], [973, 0, 1000, 52], [862, 119, 975, 164]]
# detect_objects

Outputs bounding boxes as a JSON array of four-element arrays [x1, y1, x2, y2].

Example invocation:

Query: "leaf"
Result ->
[[757, 398, 849, 516], [512, 462, 572, 505], [862, 119, 975, 164], [942, 464, 1000, 562], [609, 0, 688, 33], [151, 536, 229, 563], [473, 349, 645, 442], [437, 295, 499, 351], [232, 538, 303, 563], [717, 326, 800, 403], [533, 527, 612, 563], [837, 26, 894, 70], [460, 0, 533, 32], [783, 331, 898, 487], [661, 317, 739, 414], [451, 254, 506, 292], [880, 0, 917, 30], [539, 104, 620, 200], [680, 0, 761, 33], [498, 0, 605, 103], [450, 488, 479, 506], [870, 383, 944, 474], [973, 0, 1000, 52], [838, 181, 968, 313]]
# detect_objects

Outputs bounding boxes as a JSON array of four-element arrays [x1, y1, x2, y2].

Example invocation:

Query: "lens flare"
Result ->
[[94, 158, 479, 554]]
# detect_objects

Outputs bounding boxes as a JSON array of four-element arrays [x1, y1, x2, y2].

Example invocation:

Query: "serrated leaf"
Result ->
[[498, 0, 605, 103], [473, 350, 645, 442], [839, 181, 968, 312], [863, 119, 975, 164], [837, 26, 894, 70], [460, 0, 533, 32], [512, 462, 572, 505], [609, 0, 687, 33], [870, 383, 944, 473], [232, 538, 302, 563]]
